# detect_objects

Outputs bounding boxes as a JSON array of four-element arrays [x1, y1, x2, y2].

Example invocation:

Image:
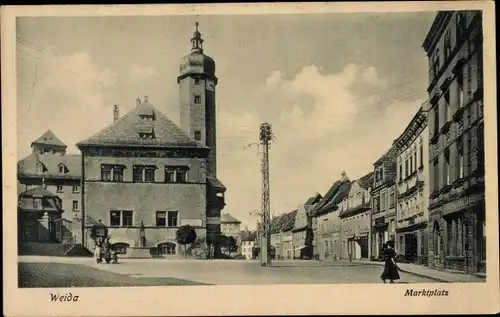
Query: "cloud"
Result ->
[[218, 63, 424, 227], [128, 65, 156, 81], [17, 51, 118, 156]]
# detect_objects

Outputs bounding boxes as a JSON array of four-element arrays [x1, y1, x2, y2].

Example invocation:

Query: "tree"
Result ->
[[176, 225, 197, 258], [219, 235, 238, 255]]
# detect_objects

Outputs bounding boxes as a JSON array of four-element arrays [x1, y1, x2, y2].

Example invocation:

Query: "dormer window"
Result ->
[[138, 132, 155, 139], [36, 162, 45, 174], [139, 115, 155, 121], [58, 164, 66, 174], [194, 95, 201, 104]]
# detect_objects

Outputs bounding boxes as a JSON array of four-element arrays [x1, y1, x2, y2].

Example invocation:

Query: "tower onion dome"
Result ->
[[178, 22, 216, 81]]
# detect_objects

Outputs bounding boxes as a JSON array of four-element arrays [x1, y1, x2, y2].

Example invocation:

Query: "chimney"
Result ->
[[136, 97, 141, 107], [144, 95, 148, 103], [113, 105, 119, 122]]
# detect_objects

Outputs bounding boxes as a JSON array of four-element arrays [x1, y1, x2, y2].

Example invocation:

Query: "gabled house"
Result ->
[[17, 131, 81, 241], [339, 172, 373, 260], [311, 172, 351, 259], [292, 193, 321, 259]]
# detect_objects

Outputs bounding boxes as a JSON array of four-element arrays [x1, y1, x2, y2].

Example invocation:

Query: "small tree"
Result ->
[[219, 235, 238, 256], [176, 225, 197, 258]]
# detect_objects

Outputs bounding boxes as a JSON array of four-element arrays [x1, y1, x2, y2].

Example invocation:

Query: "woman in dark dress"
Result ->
[[381, 240, 400, 283]]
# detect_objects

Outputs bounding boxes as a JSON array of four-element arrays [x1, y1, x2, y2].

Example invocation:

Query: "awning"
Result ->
[[294, 245, 306, 251]]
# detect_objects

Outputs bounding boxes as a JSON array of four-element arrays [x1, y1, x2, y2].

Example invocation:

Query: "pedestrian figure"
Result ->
[[381, 240, 400, 283], [94, 238, 102, 263]]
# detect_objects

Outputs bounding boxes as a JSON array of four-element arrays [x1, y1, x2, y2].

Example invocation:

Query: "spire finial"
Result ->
[[191, 21, 204, 53]]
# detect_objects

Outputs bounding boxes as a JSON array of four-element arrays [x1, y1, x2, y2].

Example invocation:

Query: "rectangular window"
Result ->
[[444, 30, 452, 61], [399, 164, 403, 181], [72, 185, 79, 193], [434, 107, 440, 136], [194, 95, 201, 104], [165, 168, 175, 183], [445, 91, 451, 122], [144, 168, 155, 182], [409, 156, 413, 174], [110, 211, 121, 226], [101, 165, 112, 181], [458, 72, 464, 108], [156, 212, 166, 227], [414, 151, 418, 171], [72, 200, 79, 211], [133, 166, 144, 182], [33, 199, 42, 209], [113, 167, 124, 182], [176, 169, 188, 183], [194, 78, 200, 85], [458, 150, 464, 179], [389, 192, 395, 208], [433, 158, 440, 191], [56, 185, 64, 193], [419, 145, 424, 168], [380, 193, 387, 211], [444, 151, 451, 186], [122, 211, 133, 227], [194, 130, 201, 141], [167, 211, 179, 227]]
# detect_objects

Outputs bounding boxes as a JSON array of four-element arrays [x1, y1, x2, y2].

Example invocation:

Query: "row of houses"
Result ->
[[258, 11, 485, 275]]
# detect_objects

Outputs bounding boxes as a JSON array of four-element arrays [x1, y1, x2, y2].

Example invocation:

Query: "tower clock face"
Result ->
[[207, 79, 215, 92]]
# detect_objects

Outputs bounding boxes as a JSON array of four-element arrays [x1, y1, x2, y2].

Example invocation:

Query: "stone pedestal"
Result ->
[[124, 247, 151, 259], [38, 212, 50, 242]]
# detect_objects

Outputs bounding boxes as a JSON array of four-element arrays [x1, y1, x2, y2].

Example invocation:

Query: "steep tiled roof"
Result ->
[[358, 172, 374, 189], [17, 153, 81, 179], [221, 213, 241, 224], [19, 186, 58, 198], [312, 179, 349, 216], [31, 130, 66, 148], [76, 100, 207, 149], [270, 210, 297, 234], [320, 181, 353, 212], [305, 193, 322, 206]]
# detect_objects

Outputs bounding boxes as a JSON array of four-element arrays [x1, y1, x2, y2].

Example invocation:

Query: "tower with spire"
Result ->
[[177, 22, 226, 254]]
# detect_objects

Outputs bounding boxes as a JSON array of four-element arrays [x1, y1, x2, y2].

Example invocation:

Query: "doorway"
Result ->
[[404, 233, 418, 263]]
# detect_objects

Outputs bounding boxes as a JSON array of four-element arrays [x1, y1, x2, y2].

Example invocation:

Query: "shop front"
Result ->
[[372, 216, 388, 260], [429, 192, 485, 274], [395, 221, 427, 265]]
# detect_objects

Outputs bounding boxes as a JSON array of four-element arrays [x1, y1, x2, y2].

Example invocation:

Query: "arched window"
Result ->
[[112, 242, 130, 254]]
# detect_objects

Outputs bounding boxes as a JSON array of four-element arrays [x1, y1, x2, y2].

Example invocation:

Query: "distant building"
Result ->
[[221, 213, 242, 243], [17, 130, 82, 242], [393, 103, 430, 265], [311, 173, 351, 260], [270, 211, 296, 260], [370, 147, 398, 260], [241, 239, 255, 259], [18, 187, 65, 243], [423, 11, 485, 274], [339, 172, 373, 260], [291, 193, 321, 259]]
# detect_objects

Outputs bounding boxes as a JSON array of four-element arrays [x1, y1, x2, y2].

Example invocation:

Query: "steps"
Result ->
[[19, 242, 67, 256], [64, 244, 93, 257]]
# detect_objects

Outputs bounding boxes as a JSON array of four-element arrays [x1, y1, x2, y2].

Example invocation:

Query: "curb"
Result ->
[[333, 260, 452, 283]]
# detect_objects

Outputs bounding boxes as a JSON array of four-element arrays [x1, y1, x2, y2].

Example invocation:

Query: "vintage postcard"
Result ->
[[2, 2, 498, 316]]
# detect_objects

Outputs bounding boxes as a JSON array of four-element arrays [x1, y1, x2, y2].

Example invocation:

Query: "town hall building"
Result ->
[[76, 23, 226, 256]]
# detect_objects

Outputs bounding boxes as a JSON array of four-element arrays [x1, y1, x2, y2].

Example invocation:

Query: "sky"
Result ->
[[16, 12, 437, 230]]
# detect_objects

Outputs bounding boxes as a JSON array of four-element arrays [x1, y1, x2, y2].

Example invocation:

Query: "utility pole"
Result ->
[[259, 122, 273, 267]]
